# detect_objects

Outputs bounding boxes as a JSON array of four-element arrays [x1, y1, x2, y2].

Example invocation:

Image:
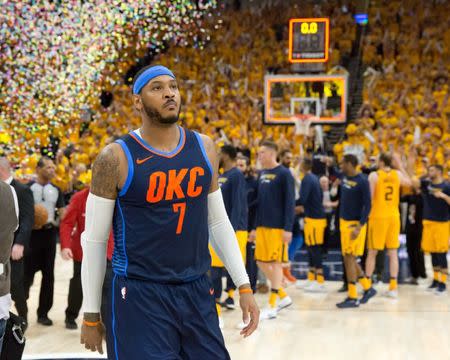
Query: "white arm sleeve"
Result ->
[[81, 193, 115, 313], [208, 189, 250, 288]]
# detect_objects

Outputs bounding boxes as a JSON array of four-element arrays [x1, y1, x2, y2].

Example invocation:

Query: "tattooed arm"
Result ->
[[80, 143, 126, 354], [90, 143, 126, 199]]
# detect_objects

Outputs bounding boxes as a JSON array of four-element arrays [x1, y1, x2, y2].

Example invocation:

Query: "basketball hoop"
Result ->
[[293, 114, 314, 136]]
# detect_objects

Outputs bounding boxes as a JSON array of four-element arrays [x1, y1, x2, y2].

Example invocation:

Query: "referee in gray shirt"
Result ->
[[24, 157, 65, 326]]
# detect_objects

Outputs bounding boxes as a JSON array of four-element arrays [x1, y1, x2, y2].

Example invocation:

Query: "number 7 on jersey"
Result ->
[[173, 203, 186, 235]]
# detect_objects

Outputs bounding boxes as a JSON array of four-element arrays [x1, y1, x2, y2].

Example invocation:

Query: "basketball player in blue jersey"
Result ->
[[298, 157, 327, 292], [336, 154, 371, 308], [208, 145, 248, 327], [411, 165, 450, 294], [250, 141, 295, 320], [218, 145, 248, 309], [79, 65, 259, 359], [236, 155, 259, 293]]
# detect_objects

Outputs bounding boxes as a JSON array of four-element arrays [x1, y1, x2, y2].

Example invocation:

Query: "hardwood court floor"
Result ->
[[23, 253, 450, 360]]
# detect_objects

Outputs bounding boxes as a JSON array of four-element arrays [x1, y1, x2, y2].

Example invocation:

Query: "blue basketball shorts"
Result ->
[[106, 274, 230, 360]]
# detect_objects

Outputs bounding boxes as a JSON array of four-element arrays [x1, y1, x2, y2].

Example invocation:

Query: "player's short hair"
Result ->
[[237, 155, 250, 166], [379, 153, 392, 167], [343, 154, 358, 167], [37, 156, 53, 168], [279, 149, 292, 158], [260, 140, 278, 153], [302, 157, 313, 171], [221, 144, 237, 160], [429, 164, 444, 173]]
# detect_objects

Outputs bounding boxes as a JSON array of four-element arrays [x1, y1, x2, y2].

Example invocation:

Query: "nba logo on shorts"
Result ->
[[121, 287, 127, 300]]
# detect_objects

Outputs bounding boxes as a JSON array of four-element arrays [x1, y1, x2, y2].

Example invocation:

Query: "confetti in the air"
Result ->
[[0, 0, 217, 158]]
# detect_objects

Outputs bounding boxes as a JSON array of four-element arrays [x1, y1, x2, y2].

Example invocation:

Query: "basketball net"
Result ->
[[293, 114, 315, 136]]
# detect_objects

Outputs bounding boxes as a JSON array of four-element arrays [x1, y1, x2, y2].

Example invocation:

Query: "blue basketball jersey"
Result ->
[[113, 126, 213, 283]]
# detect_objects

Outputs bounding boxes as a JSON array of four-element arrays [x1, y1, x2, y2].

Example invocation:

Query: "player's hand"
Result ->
[[239, 286, 259, 338], [11, 244, 24, 261], [432, 190, 444, 199], [249, 230, 256, 243], [295, 205, 304, 215], [61, 248, 73, 261], [350, 224, 361, 241], [282, 231, 293, 244], [81, 320, 105, 354]]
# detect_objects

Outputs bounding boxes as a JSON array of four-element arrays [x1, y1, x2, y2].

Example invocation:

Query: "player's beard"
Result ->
[[142, 102, 180, 125]]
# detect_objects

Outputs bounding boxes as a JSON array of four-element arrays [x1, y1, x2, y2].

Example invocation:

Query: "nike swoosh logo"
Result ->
[[136, 155, 154, 165], [209, 288, 214, 295]]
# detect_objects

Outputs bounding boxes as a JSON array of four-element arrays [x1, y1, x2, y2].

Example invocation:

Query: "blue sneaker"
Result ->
[[360, 287, 377, 304], [427, 280, 439, 292], [336, 297, 360, 309], [224, 297, 236, 310], [435, 283, 446, 295]]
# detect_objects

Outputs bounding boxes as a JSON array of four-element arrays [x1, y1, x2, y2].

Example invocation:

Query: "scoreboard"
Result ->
[[288, 18, 329, 63]]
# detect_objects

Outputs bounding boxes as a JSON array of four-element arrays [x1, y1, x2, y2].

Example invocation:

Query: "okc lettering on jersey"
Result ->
[[146, 166, 205, 203]]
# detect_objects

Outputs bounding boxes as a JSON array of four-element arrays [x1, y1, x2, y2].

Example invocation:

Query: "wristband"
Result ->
[[239, 288, 253, 295], [83, 320, 100, 327]]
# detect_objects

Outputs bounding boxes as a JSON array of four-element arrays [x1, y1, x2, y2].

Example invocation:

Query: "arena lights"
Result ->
[[354, 13, 369, 25]]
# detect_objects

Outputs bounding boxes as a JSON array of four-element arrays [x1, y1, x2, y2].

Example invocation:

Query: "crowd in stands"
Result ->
[[1, 1, 361, 190], [337, 0, 449, 176]]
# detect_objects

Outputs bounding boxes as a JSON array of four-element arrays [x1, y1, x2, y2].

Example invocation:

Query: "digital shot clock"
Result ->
[[288, 18, 330, 63]]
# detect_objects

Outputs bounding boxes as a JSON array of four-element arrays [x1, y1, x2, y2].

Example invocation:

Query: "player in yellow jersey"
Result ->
[[361, 153, 412, 303]]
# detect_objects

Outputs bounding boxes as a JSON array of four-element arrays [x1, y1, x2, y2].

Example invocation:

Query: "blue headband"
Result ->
[[132, 65, 176, 94]]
